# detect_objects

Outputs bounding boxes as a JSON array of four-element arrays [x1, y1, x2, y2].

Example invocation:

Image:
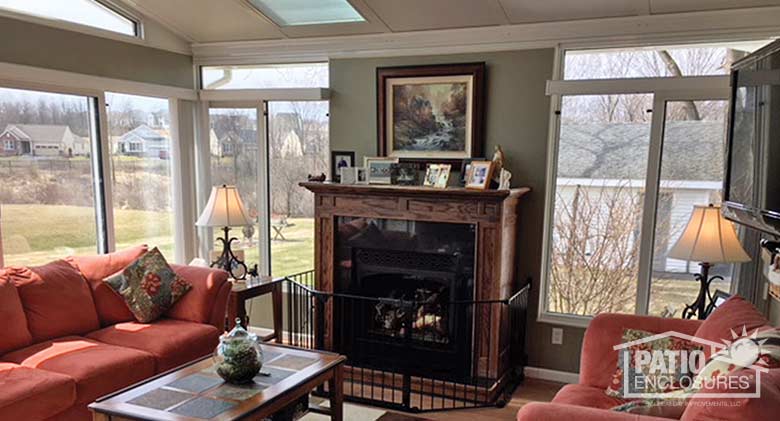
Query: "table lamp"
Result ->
[[668, 204, 750, 319], [196, 185, 253, 280]]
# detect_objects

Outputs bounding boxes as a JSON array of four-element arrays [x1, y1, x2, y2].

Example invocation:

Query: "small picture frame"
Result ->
[[390, 163, 419, 185], [331, 151, 355, 182], [364, 157, 399, 184], [355, 167, 369, 184], [704, 290, 732, 317], [464, 160, 493, 189], [424, 164, 450, 188], [459, 158, 485, 186], [423, 164, 440, 187], [339, 167, 356, 184], [435, 164, 451, 188]]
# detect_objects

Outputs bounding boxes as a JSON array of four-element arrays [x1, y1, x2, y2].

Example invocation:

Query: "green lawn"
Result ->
[[2, 204, 726, 315], [0, 204, 314, 277]]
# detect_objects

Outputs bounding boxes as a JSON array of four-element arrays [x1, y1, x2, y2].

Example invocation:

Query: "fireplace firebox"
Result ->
[[334, 218, 476, 379]]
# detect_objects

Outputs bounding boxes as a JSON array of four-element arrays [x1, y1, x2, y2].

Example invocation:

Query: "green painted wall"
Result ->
[[329, 49, 585, 373], [0, 16, 193, 89]]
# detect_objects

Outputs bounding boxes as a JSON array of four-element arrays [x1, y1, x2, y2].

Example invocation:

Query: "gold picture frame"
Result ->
[[464, 160, 493, 190]]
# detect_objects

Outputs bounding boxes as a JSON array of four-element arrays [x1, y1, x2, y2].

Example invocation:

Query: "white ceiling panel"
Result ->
[[499, 0, 647, 23], [363, 0, 508, 32], [650, 0, 780, 14], [124, 0, 285, 42]]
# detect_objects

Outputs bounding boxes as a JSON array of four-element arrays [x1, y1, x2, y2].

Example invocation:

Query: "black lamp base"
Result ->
[[210, 226, 248, 280], [682, 262, 722, 320]]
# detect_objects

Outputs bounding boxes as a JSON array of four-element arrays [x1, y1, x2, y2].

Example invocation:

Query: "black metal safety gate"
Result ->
[[279, 272, 529, 413]]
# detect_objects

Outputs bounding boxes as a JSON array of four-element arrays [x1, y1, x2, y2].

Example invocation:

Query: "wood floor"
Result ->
[[386, 378, 564, 421]]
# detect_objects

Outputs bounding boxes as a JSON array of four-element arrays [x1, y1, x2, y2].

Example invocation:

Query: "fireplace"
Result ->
[[334, 218, 475, 379], [300, 182, 530, 410]]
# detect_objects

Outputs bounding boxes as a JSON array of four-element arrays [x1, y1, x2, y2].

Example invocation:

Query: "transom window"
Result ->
[[0, 0, 138, 37], [201, 63, 329, 90]]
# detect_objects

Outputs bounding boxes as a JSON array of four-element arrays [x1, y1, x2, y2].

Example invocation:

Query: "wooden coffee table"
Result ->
[[89, 344, 345, 421]]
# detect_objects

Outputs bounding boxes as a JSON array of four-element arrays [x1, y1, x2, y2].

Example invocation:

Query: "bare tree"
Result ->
[[549, 183, 643, 314]]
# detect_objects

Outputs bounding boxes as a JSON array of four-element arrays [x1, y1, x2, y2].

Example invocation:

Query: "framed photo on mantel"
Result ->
[[377, 62, 486, 165]]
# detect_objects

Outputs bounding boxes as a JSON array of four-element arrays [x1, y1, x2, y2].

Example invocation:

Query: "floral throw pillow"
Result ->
[[605, 329, 701, 399], [104, 247, 191, 323]]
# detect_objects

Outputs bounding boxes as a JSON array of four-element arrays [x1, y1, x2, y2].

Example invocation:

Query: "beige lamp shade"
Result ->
[[668, 204, 750, 264], [196, 185, 253, 228]]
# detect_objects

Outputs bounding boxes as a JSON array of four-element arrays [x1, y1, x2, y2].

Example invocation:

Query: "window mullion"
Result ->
[[635, 96, 667, 315], [257, 101, 271, 277], [89, 94, 115, 253]]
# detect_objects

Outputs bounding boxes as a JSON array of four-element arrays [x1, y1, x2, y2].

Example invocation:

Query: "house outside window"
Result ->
[[3, 139, 14, 149]]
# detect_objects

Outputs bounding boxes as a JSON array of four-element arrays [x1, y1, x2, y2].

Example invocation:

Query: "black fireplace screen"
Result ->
[[281, 274, 530, 413]]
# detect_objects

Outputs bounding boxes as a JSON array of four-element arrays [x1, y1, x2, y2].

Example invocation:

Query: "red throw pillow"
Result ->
[[694, 296, 769, 359], [66, 245, 148, 326], [8, 260, 100, 342], [0, 274, 33, 354], [605, 328, 701, 398]]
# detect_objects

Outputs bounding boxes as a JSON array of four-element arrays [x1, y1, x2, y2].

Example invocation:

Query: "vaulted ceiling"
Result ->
[[120, 0, 780, 44]]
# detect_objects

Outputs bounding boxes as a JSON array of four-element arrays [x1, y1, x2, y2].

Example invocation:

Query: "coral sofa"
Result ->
[[0, 245, 230, 421], [518, 297, 780, 421]]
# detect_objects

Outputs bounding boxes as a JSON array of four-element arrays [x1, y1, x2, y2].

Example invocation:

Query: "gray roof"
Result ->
[[119, 124, 166, 142], [558, 120, 725, 182], [3, 124, 70, 143]]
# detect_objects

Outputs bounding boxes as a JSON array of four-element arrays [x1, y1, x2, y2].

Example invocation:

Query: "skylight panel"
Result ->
[[249, 0, 365, 26], [0, 0, 137, 37]]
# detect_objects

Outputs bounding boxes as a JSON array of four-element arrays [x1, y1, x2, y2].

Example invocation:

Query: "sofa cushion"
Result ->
[[552, 384, 626, 410], [0, 275, 32, 354], [87, 318, 220, 372], [681, 368, 780, 421], [0, 362, 76, 420], [694, 296, 769, 358], [3, 336, 155, 404], [105, 247, 191, 323], [167, 264, 230, 325], [7, 261, 100, 342], [66, 245, 148, 326]]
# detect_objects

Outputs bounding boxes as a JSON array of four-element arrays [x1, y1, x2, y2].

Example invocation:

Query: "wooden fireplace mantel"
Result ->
[[302, 181, 529, 368], [300, 182, 530, 299]]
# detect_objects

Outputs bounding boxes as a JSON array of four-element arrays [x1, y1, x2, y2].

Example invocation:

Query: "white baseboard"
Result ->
[[524, 366, 579, 384]]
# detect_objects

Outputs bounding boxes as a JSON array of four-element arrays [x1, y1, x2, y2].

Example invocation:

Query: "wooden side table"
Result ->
[[226, 276, 284, 343]]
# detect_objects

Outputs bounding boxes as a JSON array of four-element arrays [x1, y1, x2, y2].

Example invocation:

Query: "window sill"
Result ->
[[537, 311, 593, 329]]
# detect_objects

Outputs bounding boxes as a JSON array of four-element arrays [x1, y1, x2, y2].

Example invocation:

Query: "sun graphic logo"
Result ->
[[713, 327, 770, 368], [613, 327, 773, 399]]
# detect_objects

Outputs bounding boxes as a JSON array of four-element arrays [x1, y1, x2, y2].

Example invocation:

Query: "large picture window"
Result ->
[[548, 94, 652, 316], [106, 93, 175, 256], [0, 86, 98, 266], [268, 101, 329, 277]]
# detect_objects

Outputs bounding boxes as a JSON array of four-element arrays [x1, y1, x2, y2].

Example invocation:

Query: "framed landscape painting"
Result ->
[[377, 63, 485, 164]]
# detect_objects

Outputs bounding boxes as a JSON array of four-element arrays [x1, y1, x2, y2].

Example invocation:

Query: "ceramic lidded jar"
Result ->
[[214, 318, 263, 384]]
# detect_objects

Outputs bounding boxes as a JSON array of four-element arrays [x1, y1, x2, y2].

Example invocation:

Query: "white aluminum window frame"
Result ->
[[538, 46, 732, 327], [0, 61, 198, 265], [196, 88, 329, 277]]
